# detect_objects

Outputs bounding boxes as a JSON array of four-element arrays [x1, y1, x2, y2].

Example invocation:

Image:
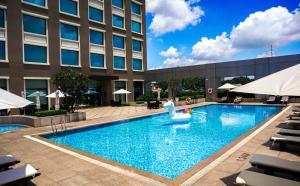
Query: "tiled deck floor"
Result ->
[[0, 103, 299, 186]]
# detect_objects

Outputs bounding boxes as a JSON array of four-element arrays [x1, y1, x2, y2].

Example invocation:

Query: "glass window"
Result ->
[[114, 81, 126, 103], [132, 21, 141, 33], [113, 35, 124, 49], [60, 0, 78, 16], [23, 15, 46, 35], [0, 41, 5, 60], [131, 2, 141, 15], [89, 7, 103, 23], [0, 79, 7, 90], [112, 15, 124, 28], [0, 9, 5, 28], [60, 23, 78, 41], [90, 53, 104, 68], [132, 58, 142, 71], [113, 56, 125, 69], [25, 79, 48, 108], [61, 49, 79, 66], [24, 44, 47, 63], [90, 30, 103, 45], [23, 0, 46, 7], [132, 40, 142, 52], [112, 0, 123, 9]]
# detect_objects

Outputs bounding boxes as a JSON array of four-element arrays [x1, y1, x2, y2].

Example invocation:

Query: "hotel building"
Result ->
[[0, 0, 146, 109]]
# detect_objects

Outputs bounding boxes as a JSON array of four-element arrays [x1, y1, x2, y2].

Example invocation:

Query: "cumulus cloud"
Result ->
[[190, 6, 300, 62], [160, 46, 180, 58], [192, 32, 237, 60], [146, 0, 204, 36], [256, 51, 275, 58]]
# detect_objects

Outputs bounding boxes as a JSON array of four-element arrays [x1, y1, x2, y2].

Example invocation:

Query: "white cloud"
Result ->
[[192, 32, 237, 60], [230, 6, 300, 49], [160, 46, 180, 58], [146, 0, 204, 36], [256, 51, 275, 58]]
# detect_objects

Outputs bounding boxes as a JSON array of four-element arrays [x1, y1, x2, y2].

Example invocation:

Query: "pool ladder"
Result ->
[[50, 117, 67, 135]]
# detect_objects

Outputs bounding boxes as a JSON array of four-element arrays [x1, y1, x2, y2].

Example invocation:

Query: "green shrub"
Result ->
[[135, 101, 145, 104], [136, 92, 157, 101], [34, 109, 67, 117]]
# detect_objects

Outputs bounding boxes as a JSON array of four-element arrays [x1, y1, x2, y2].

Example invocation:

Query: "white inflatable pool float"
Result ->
[[163, 101, 191, 122]]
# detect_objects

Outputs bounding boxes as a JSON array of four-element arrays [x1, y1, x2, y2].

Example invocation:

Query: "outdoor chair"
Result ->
[[218, 96, 228, 103], [266, 96, 276, 104], [147, 100, 160, 109], [270, 134, 300, 149], [234, 170, 300, 186], [278, 128, 300, 136], [280, 96, 289, 104], [0, 155, 20, 171], [110, 100, 121, 107], [249, 154, 300, 177], [0, 164, 40, 186], [233, 96, 242, 104]]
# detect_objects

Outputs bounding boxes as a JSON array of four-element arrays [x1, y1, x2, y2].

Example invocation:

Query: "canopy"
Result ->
[[0, 88, 32, 109], [27, 91, 47, 98], [46, 90, 67, 98], [232, 64, 300, 96], [218, 83, 238, 90], [113, 89, 131, 94]]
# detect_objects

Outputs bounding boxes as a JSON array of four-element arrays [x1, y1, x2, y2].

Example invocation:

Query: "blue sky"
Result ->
[[146, 0, 300, 69]]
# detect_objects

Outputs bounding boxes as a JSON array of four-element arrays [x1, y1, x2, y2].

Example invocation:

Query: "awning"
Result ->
[[0, 88, 33, 109], [232, 64, 300, 96]]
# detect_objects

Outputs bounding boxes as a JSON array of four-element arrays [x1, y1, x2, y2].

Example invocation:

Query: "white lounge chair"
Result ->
[[281, 96, 289, 104], [0, 164, 40, 185], [266, 96, 276, 104], [0, 155, 20, 170]]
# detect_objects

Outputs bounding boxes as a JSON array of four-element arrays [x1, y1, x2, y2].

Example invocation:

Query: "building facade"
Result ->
[[145, 54, 300, 99], [0, 0, 146, 109]]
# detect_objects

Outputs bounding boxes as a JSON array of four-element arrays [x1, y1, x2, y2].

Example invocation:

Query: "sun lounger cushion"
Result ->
[[278, 129, 300, 136], [236, 170, 300, 186], [271, 134, 300, 144], [0, 164, 40, 185], [250, 154, 300, 174], [0, 155, 20, 169]]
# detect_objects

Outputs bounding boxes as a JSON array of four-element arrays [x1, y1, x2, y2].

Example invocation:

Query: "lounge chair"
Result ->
[[283, 120, 300, 128], [280, 96, 289, 104], [292, 106, 300, 112], [271, 134, 300, 149], [289, 116, 300, 120], [278, 128, 300, 136], [266, 96, 276, 104], [234, 96, 242, 104], [235, 170, 300, 186], [0, 155, 20, 171], [250, 154, 300, 176], [0, 164, 40, 185], [218, 96, 228, 103]]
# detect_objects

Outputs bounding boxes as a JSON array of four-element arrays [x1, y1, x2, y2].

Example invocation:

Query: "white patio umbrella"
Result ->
[[0, 88, 32, 110], [46, 90, 67, 110], [218, 83, 238, 90], [232, 64, 300, 96], [113, 89, 131, 94]]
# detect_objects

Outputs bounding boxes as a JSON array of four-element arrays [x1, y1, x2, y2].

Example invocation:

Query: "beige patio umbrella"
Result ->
[[218, 83, 238, 98]]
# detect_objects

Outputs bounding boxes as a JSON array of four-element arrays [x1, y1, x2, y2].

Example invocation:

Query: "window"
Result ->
[[90, 53, 104, 68], [113, 35, 124, 49], [113, 56, 125, 69], [0, 41, 5, 60], [112, 0, 123, 9], [89, 7, 103, 23], [112, 15, 124, 28], [0, 9, 4, 28], [60, 0, 78, 16], [133, 81, 143, 101], [131, 2, 141, 15], [132, 21, 141, 33], [132, 58, 142, 71], [23, 0, 46, 7], [61, 49, 79, 66], [25, 79, 48, 108], [60, 23, 78, 41], [114, 81, 126, 103], [0, 79, 7, 90], [24, 44, 47, 63], [132, 40, 142, 52], [90, 30, 103, 45], [23, 15, 46, 35]]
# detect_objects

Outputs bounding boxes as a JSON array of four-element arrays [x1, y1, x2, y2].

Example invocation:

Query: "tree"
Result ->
[[52, 68, 89, 112], [182, 77, 205, 91], [221, 76, 252, 85]]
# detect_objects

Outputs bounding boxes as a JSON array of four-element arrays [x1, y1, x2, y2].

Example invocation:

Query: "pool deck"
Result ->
[[0, 102, 299, 186]]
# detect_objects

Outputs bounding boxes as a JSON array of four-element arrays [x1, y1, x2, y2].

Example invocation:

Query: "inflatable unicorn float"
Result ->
[[163, 100, 192, 122]]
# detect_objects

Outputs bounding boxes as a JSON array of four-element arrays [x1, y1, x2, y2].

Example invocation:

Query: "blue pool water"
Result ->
[[0, 125, 25, 133], [44, 105, 281, 179]]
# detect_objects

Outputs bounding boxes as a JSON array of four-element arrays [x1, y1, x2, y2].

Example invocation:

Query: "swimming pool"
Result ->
[[0, 125, 25, 133], [43, 104, 282, 179]]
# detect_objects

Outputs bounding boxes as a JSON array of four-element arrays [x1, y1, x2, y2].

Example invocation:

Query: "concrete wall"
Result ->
[[145, 54, 300, 99]]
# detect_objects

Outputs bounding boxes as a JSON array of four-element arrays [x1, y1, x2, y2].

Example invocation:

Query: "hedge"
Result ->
[[34, 109, 67, 117]]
